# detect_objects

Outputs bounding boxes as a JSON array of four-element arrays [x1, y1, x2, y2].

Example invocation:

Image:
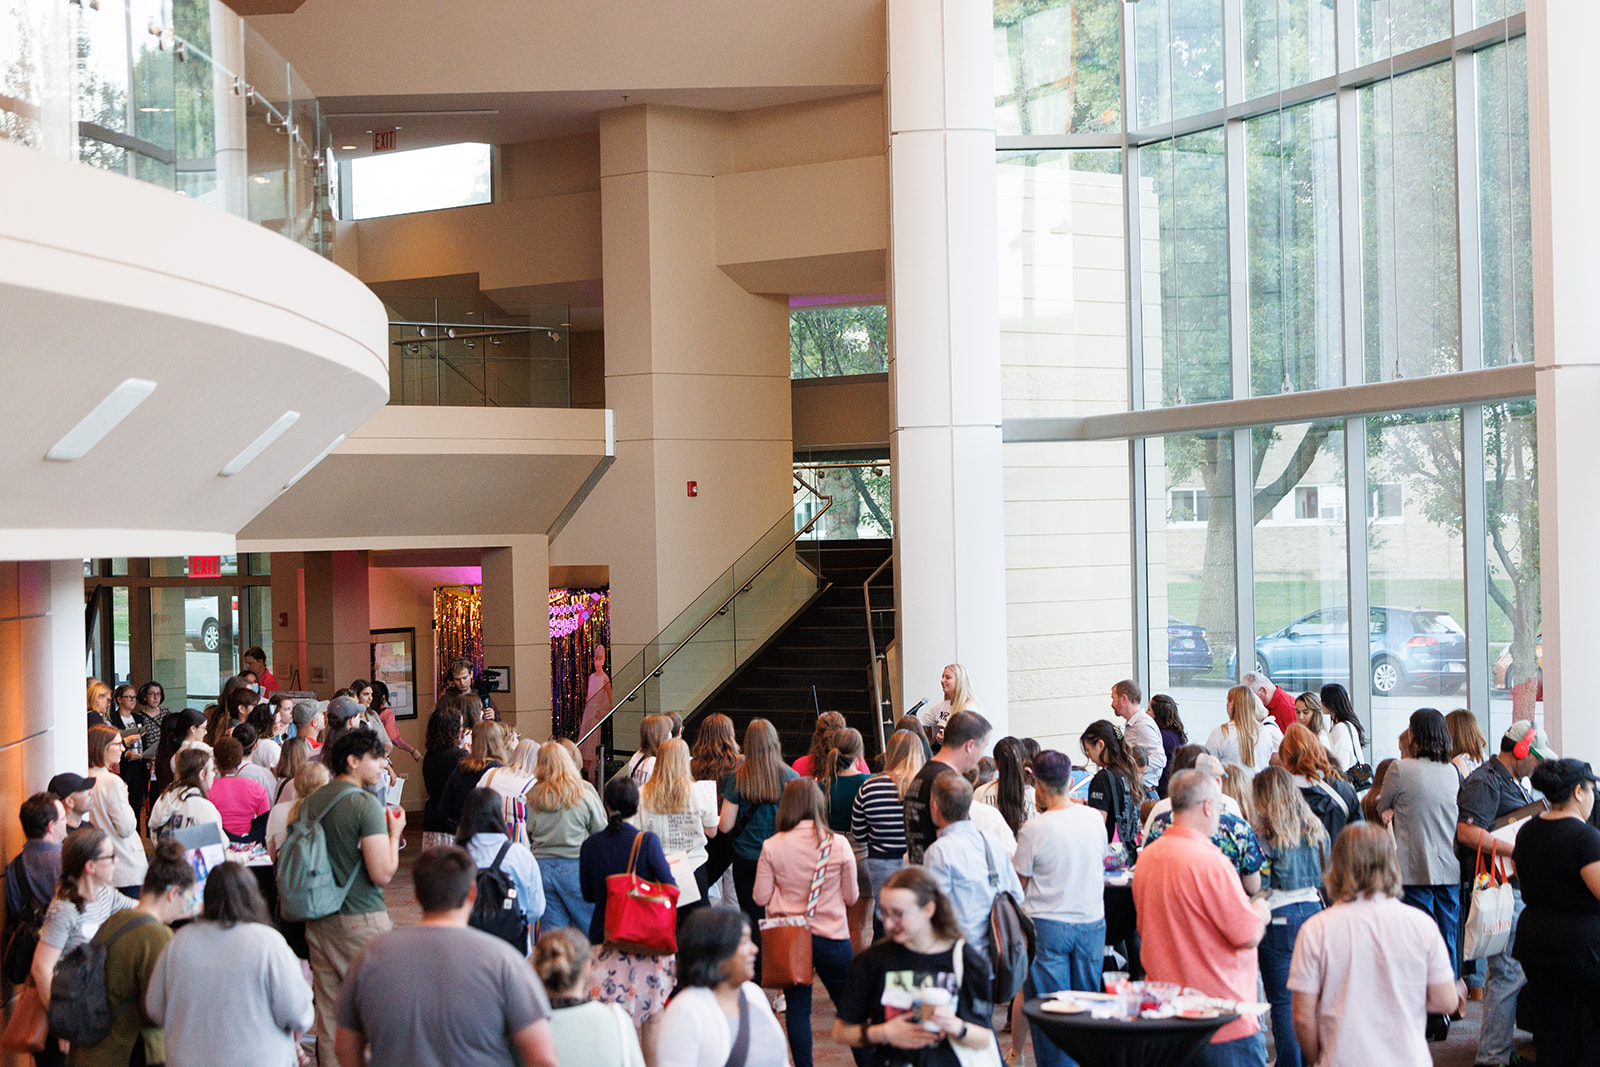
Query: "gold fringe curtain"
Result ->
[[433, 585, 482, 702], [550, 588, 609, 740]]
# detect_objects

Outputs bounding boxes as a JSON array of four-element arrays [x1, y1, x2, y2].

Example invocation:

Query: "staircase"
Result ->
[[689, 539, 893, 759]]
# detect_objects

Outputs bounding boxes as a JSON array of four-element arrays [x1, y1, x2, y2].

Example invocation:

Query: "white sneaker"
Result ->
[[773, 993, 786, 1013]]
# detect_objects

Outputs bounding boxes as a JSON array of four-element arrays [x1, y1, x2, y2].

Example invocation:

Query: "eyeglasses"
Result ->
[[94, 853, 115, 862]]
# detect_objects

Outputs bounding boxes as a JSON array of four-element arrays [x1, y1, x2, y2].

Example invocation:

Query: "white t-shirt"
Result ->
[[974, 780, 1036, 825], [1013, 805, 1108, 924], [654, 984, 788, 1067], [1204, 721, 1284, 774], [1288, 895, 1454, 1067], [916, 696, 986, 740], [967, 798, 1016, 858]]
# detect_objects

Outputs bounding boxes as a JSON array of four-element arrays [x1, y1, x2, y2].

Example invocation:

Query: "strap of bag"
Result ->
[[982, 834, 999, 889], [6, 855, 37, 915], [311, 787, 368, 891], [98, 913, 160, 1023], [625, 831, 645, 878], [803, 832, 834, 921], [491, 841, 512, 874], [721, 986, 752, 1067], [1313, 779, 1349, 818]]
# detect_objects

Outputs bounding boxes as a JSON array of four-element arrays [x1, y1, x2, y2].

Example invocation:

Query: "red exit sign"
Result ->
[[188, 556, 221, 578], [373, 128, 397, 153]]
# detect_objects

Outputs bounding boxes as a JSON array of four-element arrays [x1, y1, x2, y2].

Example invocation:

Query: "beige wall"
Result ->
[[793, 374, 891, 452]]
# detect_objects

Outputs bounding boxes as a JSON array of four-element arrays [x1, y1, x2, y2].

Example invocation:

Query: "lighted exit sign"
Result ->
[[188, 556, 221, 578], [373, 128, 397, 153]]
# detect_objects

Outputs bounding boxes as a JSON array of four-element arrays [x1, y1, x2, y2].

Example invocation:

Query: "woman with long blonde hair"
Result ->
[[528, 741, 607, 933], [850, 730, 925, 933], [1205, 684, 1283, 773], [1251, 766, 1329, 1067], [917, 663, 984, 744], [637, 737, 718, 920]]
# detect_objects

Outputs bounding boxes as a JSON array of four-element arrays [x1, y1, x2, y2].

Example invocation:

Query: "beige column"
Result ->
[[0, 560, 90, 864], [301, 551, 370, 698], [481, 537, 551, 740], [1530, 0, 1600, 758], [551, 105, 792, 744], [885, 0, 1009, 732]]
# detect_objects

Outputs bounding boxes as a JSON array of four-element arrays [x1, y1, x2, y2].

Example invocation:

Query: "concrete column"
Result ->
[[482, 537, 551, 740], [302, 551, 370, 698], [269, 551, 308, 692], [551, 105, 792, 741], [885, 0, 1009, 733], [0, 560, 90, 865], [1530, 0, 1600, 759]]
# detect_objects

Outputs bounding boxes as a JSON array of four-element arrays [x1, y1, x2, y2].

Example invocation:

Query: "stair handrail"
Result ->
[[577, 474, 834, 746], [863, 554, 893, 753]]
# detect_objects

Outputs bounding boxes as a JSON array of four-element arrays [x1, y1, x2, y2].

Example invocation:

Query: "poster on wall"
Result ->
[[371, 628, 417, 720]]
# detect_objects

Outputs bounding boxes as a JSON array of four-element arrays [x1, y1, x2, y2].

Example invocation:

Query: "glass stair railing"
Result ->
[[578, 475, 833, 760]]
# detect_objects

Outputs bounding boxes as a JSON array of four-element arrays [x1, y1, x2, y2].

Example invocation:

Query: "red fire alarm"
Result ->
[[687, 481, 698, 497]]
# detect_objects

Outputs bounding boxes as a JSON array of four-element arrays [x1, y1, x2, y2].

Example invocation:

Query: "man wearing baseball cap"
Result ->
[[47, 772, 96, 830], [1456, 719, 1553, 1067]]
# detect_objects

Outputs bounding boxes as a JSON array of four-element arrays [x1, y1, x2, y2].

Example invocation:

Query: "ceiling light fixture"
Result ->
[[45, 378, 157, 461], [251, 175, 270, 184], [339, 144, 357, 150], [283, 434, 346, 491], [219, 410, 300, 476]]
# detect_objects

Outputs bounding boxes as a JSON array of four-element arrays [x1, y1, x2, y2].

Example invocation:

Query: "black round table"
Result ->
[[1023, 1000, 1238, 1067]]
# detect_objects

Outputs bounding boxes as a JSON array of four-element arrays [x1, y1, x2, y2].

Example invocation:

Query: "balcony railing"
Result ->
[[2, 0, 334, 255], [387, 309, 571, 408]]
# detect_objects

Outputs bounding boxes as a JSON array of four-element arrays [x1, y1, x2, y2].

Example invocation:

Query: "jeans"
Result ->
[[1185, 1029, 1267, 1067], [1257, 899, 1321, 1067], [1402, 883, 1461, 979], [537, 856, 594, 935], [1479, 883, 1527, 1066], [865, 857, 899, 928], [1025, 917, 1106, 1067], [784, 935, 856, 1067]]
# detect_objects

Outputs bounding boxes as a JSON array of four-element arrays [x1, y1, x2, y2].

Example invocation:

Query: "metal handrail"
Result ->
[[863, 555, 893, 753], [577, 475, 835, 746]]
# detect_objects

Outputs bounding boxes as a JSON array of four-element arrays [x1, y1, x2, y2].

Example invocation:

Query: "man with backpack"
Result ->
[[1013, 751, 1109, 1067], [923, 770, 1023, 959], [288, 728, 404, 1067], [54, 841, 194, 1067], [4, 793, 66, 986], [335, 845, 555, 1067]]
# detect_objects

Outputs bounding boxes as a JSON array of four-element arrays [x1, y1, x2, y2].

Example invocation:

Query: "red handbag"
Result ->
[[604, 831, 680, 956]]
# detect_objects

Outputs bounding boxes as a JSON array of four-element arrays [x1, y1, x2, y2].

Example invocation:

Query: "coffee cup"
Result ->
[[919, 987, 952, 1026]]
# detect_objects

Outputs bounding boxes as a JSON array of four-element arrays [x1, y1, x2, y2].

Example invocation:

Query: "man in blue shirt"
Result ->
[[4, 792, 65, 920], [924, 769, 1022, 955]]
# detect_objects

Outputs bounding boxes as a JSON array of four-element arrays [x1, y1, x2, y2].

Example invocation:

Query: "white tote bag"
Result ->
[[1462, 848, 1514, 960]]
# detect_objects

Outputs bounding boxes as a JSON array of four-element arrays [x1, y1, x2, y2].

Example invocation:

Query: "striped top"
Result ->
[[850, 772, 907, 860]]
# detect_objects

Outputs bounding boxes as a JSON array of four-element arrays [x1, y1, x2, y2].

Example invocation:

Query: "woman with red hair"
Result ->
[[1279, 724, 1362, 843]]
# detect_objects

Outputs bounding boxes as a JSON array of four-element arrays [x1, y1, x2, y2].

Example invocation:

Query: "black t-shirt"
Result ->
[[1087, 768, 1139, 847], [1457, 755, 1533, 879], [836, 940, 995, 1067], [1514, 816, 1600, 916], [904, 760, 950, 864]]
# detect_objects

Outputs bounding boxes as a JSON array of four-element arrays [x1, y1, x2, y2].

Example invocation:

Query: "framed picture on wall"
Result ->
[[371, 628, 417, 720]]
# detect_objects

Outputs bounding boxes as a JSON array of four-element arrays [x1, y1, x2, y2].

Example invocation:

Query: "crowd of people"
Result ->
[[5, 659, 1598, 1067]]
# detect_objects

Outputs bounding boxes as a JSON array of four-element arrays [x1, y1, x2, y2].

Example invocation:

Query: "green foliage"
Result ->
[[994, 0, 1121, 135], [790, 305, 887, 379]]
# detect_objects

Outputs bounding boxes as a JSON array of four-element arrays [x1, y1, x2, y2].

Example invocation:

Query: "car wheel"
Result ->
[[1254, 656, 1270, 678], [201, 618, 220, 653], [1371, 656, 1402, 696]]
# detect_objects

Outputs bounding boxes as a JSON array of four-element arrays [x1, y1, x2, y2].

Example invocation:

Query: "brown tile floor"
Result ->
[[390, 836, 1532, 1066]]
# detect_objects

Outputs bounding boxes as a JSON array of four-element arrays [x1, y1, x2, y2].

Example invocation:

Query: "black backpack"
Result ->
[[982, 836, 1035, 1004], [469, 842, 529, 954], [49, 912, 158, 1046], [2, 856, 47, 985]]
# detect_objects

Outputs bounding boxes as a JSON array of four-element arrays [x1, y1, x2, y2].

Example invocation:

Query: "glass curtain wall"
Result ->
[[994, 0, 1538, 756]]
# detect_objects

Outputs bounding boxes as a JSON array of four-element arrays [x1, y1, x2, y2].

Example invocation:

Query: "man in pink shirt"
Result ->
[[1133, 769, 1271, 1066]]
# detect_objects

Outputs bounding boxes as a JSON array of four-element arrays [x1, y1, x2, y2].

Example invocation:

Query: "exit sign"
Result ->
[[373, 128, 397, 153], [188, 556, 221, 578]]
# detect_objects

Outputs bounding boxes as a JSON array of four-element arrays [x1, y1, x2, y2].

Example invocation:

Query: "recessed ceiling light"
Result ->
[[46, 379, 157, 461], [283, 434, 346, 491], [251, 175, 270, 184], [219, 411, 300, 476], [340, 144, 357, 150]]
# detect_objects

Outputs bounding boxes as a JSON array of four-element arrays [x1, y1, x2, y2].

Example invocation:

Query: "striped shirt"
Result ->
[[40, 885, 136, 952], [850, 772, 906, 859]]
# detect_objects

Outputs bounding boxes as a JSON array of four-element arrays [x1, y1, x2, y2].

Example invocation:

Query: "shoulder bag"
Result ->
[[1342, 722, 1374, 791], [603, 831, 679, 955], [760, 831, 832, 988], [947, 940, 1004, 1067], [1463, 846, 1514, 960], [0, 982, 47, 1053]]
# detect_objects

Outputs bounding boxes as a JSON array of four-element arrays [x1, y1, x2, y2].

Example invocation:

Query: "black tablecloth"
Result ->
[[1023, 1000, 1237, 1067]]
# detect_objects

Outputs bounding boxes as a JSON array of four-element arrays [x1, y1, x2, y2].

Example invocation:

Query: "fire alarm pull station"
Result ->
[[687, 481, 698, 497]]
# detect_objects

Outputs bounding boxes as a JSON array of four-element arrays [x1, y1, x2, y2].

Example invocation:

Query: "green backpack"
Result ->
[[276, 788, 364, 922]]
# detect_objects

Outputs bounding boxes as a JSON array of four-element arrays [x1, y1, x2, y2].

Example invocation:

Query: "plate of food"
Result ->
[[1040, 1000, 1089, 1014]]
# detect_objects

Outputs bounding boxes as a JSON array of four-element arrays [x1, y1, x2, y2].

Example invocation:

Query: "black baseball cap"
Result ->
[[48, 773, 94, 799]]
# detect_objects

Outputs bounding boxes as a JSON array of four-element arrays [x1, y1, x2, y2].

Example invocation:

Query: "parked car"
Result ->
[[1232, 605, 1467, 696], [1492, 633, 1542, 694], [1167, 616, 1213, 683], [185, 597, 220, 652]]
